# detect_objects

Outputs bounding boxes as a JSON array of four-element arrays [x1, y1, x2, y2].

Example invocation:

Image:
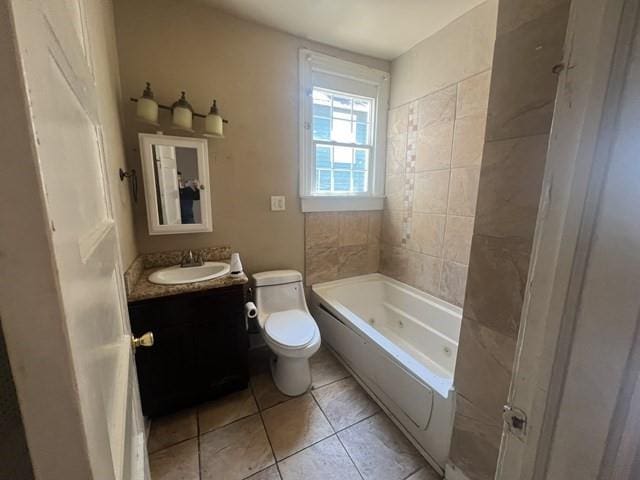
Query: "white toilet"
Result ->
[[252, 270, 321, 396]]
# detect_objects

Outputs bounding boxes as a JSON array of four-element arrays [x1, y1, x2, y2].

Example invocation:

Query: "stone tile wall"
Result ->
[[449, 1, 571, 479], [380, 71, 491, 306], [304, 212, 381, 286]]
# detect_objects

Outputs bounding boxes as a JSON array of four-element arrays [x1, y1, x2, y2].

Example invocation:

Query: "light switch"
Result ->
[[271, 195, 286, 211]]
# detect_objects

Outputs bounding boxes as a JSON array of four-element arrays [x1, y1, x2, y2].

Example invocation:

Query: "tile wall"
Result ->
[[449, 1, 571, 479], [380, 71, 491, 306], [304, 212, 382, 286]]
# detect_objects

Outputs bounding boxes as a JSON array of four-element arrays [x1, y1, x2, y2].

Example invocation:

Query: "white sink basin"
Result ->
[[148, 262, 231, 285]]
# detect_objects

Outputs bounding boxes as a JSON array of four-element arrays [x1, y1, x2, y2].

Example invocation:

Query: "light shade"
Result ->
[[136, 82, 158, 124], [204, 99, 224, 137], [171, 91, 193, 131]]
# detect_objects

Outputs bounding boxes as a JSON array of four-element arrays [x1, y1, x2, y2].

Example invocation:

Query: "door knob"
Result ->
[[132, 332, 154, 350]]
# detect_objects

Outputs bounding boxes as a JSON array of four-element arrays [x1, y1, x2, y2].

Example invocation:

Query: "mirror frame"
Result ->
[[138, 133, 213, 235]]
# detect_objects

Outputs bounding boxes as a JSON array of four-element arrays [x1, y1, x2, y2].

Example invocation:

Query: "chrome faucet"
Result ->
[[180, 249, 204, 268]]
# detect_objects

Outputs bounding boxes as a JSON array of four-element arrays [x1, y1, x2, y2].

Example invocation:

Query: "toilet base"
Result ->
[[270, 355, 312, 396]]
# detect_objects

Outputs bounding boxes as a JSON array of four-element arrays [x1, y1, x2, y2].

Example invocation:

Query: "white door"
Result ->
[[155, 145, 182, 225], [7, 0, 149, 479], [496, 0, 640, 478]]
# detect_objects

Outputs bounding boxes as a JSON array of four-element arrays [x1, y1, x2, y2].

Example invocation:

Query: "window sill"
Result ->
[[300, 195, 384, 212]]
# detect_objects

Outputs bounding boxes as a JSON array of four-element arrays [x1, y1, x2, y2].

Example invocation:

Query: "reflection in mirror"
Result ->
[[152, 145, 202, 225], [139, 133, 211, 235]]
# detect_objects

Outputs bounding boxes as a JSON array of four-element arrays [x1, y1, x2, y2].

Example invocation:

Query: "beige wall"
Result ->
[[449, 1, 571, 479], [113, 0, 389, 275], [87, 0, 138, 268], [304, 212, 381, 286], [379, 1, 497, 306]]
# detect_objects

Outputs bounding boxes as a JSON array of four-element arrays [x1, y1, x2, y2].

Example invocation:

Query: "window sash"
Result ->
[[313, 140, 371, 195]]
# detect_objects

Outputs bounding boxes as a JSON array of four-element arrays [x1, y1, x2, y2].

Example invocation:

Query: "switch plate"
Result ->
[[270, 195, 286, 211]]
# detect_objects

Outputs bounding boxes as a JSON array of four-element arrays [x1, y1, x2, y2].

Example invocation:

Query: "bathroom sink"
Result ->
[[148, 262, 231, 285]]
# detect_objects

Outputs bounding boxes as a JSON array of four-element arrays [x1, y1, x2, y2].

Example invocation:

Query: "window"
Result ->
[[299, 50, 389, 212]]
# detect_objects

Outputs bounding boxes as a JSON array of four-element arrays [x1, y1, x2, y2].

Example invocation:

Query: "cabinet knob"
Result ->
[[132, 332, 154, 350]]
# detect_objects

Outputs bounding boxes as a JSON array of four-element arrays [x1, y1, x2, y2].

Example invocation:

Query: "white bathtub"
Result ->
[[310, 273, 462, 472]]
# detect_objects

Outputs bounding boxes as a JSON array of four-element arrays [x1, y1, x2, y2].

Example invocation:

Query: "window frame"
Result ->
[[299, 49, 389, 212]]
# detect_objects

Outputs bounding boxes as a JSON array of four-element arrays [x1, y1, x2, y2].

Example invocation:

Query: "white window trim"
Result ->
[[299, 49, 389, 212]]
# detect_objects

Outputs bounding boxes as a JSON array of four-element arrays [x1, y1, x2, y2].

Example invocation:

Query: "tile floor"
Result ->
[[148, 345, 441, 480]]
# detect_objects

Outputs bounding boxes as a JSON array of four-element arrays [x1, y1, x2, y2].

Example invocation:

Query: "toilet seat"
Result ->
[[265, 309, 317, 349]]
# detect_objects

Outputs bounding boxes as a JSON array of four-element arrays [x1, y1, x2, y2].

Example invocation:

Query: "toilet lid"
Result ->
[[265, 309, 317, 348]]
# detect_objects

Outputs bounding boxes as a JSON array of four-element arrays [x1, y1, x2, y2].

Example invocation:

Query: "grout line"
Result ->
[[148, 434, 199, 456], [248, 378, 281, 479], [309, 385, 366, 480]]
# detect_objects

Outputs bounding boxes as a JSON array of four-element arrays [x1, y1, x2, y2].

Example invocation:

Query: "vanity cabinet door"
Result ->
[[128, 285, 248, 417], [193, 287, 248, 395]]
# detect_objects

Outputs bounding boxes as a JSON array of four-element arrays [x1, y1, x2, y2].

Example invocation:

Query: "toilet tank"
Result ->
[[252, 270, 307, 316]]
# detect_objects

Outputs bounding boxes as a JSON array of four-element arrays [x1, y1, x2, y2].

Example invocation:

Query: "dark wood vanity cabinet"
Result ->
[[128, 284, 248, 417]]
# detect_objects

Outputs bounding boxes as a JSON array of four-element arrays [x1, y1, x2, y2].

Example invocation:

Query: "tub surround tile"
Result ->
[[338, 413, 426, 480], [447, 167, 480, 217], [407, 213, 446, 257], [149, 438, 199, 480], [485, 4, 570, 141], [337, 245, 372, 279], [456, 70, 491, 119], [305, 211, 382, 286], [449, 3, 569, 478], [368, 212, 382, 244], [464, 234, 532, 338], [278, 436, 361, 480], [452, 113, 487, 168], [381, 210, 405, 246], [200, 414, 274, 480], [388, 104, 409, 135], [246, 465, 282, 480], [339, 212, 370, 247], [474, 135, 548, 239], [305, 213, 339, 249], [305, 247, 339, 286], [251, 371, 291, 411], [198, 388, 258, 434], [387, 132, 408, 175], [312, 377, 380, 431], [148, 408, 197, 454], [449, 394, 503, 480], [407, 251, 443, 295], [413, 170, 450, 214], [262, 394, 334, 461], [310, 347, 350, 388], [439, 261, 468, 307], [417, 85, 456, 129], [385, 174, 406, 211], [454, 319, 516, 424], [496, 0, 570, 35], [443, 216, 474, 264], [415, 121, 454, 172], [379, 244, 410, 282]]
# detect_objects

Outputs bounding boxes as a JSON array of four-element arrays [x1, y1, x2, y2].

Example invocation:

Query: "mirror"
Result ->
[[139, 133, 212, 235]]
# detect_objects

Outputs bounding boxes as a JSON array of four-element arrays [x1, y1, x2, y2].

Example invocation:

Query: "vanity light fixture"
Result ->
[[203, 100, 224, 138], [130, 82, 228, 138], [136, 82, 159, 125], [171, 91, 194, 131]]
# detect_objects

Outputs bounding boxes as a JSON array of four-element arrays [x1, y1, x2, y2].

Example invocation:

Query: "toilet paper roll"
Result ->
[[245, 302, 257, 319]]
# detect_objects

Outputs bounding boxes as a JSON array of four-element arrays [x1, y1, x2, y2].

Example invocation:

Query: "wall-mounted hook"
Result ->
[[119, 168, 138, 203]]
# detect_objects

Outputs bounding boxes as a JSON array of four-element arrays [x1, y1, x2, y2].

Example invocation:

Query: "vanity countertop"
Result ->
[[124, 247, 248, 302], [127, 265, 248, 302]]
